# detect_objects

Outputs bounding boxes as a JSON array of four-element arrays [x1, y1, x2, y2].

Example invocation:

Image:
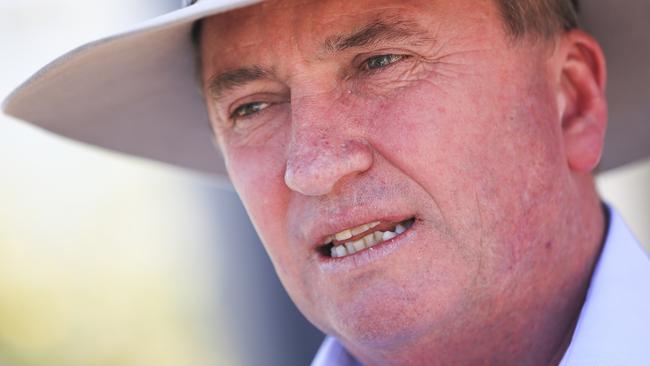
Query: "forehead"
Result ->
[[200, 0, 495, 70], [203, 0, 430, 42]]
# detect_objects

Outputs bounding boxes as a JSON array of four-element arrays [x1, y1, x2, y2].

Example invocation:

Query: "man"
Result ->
[[3, 0, 649, 365]]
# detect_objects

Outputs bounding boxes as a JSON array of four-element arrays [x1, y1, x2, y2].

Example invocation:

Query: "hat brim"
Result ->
[[3, 0, 649, 178], [2, 0, 261, 181]]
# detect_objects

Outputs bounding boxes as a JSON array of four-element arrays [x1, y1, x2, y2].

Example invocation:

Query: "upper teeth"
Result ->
[[327, 220, 412, 258], [332, 221, 379, 242]]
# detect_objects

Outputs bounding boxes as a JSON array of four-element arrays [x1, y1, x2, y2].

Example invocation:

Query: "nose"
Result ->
[[284, 101, 373, 196]]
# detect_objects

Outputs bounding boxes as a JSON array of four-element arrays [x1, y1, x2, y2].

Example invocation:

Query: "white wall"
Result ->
[[598, 159, 650, 251]]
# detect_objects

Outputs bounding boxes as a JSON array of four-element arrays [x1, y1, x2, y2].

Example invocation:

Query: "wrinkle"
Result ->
[[473, 191, 487, 289]]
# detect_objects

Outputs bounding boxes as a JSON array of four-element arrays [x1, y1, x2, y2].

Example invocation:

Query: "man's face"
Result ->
[[201, 0, 573, 350]]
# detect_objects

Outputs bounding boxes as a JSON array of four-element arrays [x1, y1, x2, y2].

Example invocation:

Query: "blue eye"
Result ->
[[363, 54, 405, 71], [231, 101, 271, 119]]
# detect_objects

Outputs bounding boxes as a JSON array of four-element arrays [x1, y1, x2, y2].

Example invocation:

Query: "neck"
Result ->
[[547, 201, 610, 365]]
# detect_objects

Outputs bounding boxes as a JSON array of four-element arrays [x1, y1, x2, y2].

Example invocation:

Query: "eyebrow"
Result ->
[[207, 18, 432, 98], [207, 65, 272, 99], [323, 18, 431, 54]]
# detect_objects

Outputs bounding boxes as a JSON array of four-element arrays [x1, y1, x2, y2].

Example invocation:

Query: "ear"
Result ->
[[555, 30, 608, 172]]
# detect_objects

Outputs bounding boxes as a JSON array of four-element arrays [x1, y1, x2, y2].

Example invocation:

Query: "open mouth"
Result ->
[[319, 217, 416, 258]]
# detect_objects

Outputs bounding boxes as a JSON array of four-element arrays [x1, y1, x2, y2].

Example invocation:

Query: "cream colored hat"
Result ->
[[3, 0, 649, 177]]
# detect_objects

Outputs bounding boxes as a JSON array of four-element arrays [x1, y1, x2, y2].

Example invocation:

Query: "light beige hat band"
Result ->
[[2, 0, 649, 179]]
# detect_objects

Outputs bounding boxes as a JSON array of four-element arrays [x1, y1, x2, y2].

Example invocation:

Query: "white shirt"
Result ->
[[312, 206, 650, 366]]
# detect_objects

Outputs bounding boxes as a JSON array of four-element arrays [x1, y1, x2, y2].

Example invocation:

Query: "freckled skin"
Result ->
[[200, 0, 608, 365]]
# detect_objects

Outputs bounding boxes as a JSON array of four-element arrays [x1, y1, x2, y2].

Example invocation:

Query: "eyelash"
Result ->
[[360, 53, 408, 73], [230, 101, 271, 121], [229, 53, 408, 121]]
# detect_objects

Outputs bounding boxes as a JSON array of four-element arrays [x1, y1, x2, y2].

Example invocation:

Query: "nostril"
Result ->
[[284, 139, 373, 196], [285, 154, 338, 196]]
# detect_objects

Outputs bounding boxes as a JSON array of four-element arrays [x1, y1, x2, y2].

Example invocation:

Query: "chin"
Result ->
[[319, 276, 466, 350]]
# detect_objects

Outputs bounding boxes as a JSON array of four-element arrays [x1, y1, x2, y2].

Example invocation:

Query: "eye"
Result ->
[[362, 54, 406, 71], [231, 101, 271, 120]]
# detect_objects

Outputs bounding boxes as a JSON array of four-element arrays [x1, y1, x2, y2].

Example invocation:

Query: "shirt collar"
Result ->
[[313, 205, 650, 366], [311, 336, 361, 366], [559, 205, 650, 365]]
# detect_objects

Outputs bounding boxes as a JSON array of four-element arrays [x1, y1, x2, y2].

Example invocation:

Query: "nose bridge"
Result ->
[[284, 93, 373, 196]]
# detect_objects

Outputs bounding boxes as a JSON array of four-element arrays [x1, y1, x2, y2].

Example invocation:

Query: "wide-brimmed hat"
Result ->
[[3, 0, 649, 179]]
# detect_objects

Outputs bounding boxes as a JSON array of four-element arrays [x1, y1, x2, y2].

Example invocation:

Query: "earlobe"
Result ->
[[556, 30, 608, 173]]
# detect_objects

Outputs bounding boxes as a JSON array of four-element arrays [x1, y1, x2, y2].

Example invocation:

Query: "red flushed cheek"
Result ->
[[362, 80, 463, 173], [223, 137, 291, 243]]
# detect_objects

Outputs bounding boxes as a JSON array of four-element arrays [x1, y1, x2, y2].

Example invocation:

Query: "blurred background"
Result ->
[[0, 1, 324, 365], [0, 1, 648, 366]]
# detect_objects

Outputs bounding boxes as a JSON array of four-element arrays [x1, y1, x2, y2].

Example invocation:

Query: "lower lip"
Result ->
[[316, 219, 418, 272]]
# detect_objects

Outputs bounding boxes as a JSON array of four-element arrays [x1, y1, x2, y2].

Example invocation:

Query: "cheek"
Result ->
[[363, 77, 482, 217], [223, 131, 291, 259], [365, 59, 565, 256], [227, 148, 317, 314], [226, 144, 312, 299]]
